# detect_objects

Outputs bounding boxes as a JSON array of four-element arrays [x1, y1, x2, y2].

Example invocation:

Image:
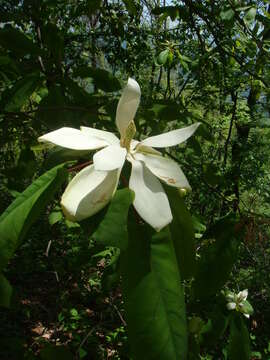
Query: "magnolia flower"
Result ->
[[226, 289, 253, 318], [38, 78, 200, 231]]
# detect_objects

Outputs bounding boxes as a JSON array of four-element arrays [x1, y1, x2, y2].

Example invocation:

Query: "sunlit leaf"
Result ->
[[166, 186, 196, 279], [121, 223, 187, 359], [92, 189, 134, 250], [0, 164, 68, 270]]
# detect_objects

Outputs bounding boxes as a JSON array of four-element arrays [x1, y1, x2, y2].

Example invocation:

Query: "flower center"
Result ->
[[120, 121, 136, 151]]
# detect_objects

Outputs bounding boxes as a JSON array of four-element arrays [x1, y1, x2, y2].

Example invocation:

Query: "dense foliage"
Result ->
[[0, 0, 270, 359]]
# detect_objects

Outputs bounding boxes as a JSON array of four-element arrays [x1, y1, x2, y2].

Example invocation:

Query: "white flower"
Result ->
[[226, 289, 253, 318], [38, 78, 200, 231]]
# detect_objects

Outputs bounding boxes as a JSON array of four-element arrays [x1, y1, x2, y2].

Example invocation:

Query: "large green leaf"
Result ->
[[0, 26, 42, 55], [193, 214, 243, 299], [3, 73, 42, 112], [121, 224, 187, 360], [92, 189, 134, 250], [0, 274, 12, 308], [228, 314, 251, 360], [157, 49, 170, 65], [73, 66, 121, 92], [166, 187, 196, 279], [42, 23, 64, 63], [0, 164, 68, 270]]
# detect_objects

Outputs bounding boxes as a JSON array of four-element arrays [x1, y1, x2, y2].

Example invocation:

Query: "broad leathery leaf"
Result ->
[[201, 305, 229, 347], [0, 274, 12, 308], [37, 85, 77, 127], [166, 186, 196, 280], [0, 164, 68, 270], [0, 25, 42, 55], [228, 314, 251, 360], [42, 23, 64, 63], [193, 214, 244, 299], [3, 73, 42, 112], [73, 66, 121, 92], [121, 223, 187, 360], [157, 49, 169, 65], [92, 189, 134, 250]]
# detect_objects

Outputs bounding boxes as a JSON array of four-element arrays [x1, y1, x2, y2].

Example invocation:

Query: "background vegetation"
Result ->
[[0, 0, 270, 359]]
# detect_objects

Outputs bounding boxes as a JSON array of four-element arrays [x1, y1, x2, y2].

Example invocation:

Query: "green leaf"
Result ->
[[0, 164, 68, 271], [0, 274, 12, 308], [241, 300, 254, 316], [73, 66, 121, 92], [193, 214, 243, 299], [228, 314, 251, 360], [37, 85, 83, 127], [42, 23, 64, 63], [220, 8, 234, 21], [166, 187, 196, 279], [201, 306, 229, 347], [157, 49, 170, 65], [49, 211, 63, 226], [244, 7, 256, 24], [0, 26, 42, 55], [121, 224, 187, 360], [3, 73, 42, 112], [92, 189, 134, 250]]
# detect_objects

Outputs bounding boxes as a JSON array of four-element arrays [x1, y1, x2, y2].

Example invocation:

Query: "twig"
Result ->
[[223, 92, 238, 167]]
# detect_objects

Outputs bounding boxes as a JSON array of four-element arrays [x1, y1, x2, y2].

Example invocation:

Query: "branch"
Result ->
[[223, 92, 238, 167]]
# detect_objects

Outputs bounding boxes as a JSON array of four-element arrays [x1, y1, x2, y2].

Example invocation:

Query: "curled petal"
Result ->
[[93, 145, 127, 171], [227, 302, 236, 311], [61, 165, 119, 221], [140, 123, 201, 148], [80, 126, 119, 145], [38, 127, 108, 150], [135, 143, 161, 155], [116, 78, 141, 137], [129, 159, 172, 231], [238, 289, 248, 302], [134, 153, 191, 189]]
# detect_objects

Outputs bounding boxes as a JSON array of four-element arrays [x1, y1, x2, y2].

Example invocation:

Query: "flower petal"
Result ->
[[38, 127, 108, 150], [140, 123, 201, 148], [80, 126, 119, 145], [134, 153, 191, 189], [129, 159, 172, 231], [93, 145, 127, 171], [238, 289, 248, 302], [61, 165, 119, 221], [244, 313, 250, 318], [116, 78, 141, 137], [227, 302, 236, 310]]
